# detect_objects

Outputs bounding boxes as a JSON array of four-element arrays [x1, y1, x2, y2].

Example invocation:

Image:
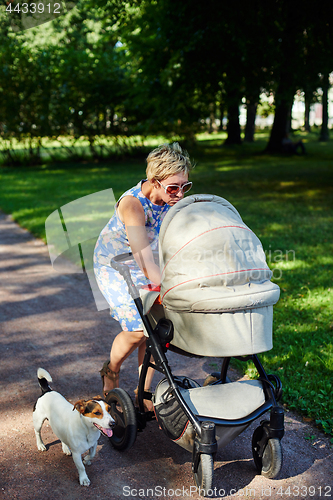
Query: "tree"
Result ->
[[49, 5, 129, 141], [265, 2, 305, 152], [266, 1, 333, 151], [0, 9, 53, 163], [319, 74, 330, 142], [313, 17, 333, 142], [1, 0, 134, 162], [3, 0, 333, 154], [119, 0, 272, 143]]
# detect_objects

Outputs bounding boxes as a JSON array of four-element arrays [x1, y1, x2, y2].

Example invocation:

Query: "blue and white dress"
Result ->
[[93, 180, 170, 331]]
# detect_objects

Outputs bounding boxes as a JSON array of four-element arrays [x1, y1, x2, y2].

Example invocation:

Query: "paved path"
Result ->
[[0, 211, 332, 500]]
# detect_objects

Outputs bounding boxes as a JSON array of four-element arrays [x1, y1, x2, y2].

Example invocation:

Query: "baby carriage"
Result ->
[[105, 194, 284, 495]]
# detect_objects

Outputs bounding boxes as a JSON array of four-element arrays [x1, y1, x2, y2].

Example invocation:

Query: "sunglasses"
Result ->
[[156, 179, 192, 196]]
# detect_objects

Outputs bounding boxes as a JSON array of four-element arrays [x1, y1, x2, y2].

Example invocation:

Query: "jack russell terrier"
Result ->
[[33, 368, 115, 486]]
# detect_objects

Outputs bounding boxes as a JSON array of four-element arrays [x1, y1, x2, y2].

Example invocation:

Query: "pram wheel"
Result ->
[[106, 388, 137, 451], [252, 426, 283, 478], [193, 453, 214, 496]]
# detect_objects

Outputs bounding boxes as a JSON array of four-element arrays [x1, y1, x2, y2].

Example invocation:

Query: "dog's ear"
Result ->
[[92, 395, 103, 401], [73, 399, 87, 414]]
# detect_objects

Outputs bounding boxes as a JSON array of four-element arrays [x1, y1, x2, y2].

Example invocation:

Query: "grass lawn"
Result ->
[[0, 131, 332, 437]]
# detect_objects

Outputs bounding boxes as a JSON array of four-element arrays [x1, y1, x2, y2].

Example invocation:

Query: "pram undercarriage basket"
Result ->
[[105, 194, 284, 495]]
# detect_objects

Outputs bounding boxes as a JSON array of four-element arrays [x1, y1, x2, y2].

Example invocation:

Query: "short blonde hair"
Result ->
[[146, 142, 192, 182]]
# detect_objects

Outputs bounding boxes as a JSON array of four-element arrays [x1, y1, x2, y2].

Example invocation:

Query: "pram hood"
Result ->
[[156, 194, 280, 356]]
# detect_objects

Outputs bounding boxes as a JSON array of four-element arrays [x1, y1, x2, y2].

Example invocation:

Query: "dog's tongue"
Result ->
[[94, 423, 113, 437], [102, 428, 113, 438]]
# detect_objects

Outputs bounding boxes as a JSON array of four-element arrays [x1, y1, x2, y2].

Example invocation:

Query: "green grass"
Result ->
[[1, 131, 332, 436]]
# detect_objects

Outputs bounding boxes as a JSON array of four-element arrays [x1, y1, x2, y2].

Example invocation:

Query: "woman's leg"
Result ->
[[138, 341, 155, 391], [137, 340, 155, 411], [102, 330, 155, 406], [102, 329, 145, 394]]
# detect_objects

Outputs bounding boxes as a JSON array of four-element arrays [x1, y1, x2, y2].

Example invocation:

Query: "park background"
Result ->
[[0, 0, 332, 440]]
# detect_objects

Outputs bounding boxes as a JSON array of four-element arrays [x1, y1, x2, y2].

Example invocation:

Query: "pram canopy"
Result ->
[[156, 194, 280, 357]]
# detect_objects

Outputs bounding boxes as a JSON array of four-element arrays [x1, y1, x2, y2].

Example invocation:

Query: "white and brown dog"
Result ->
[[33, 368, 114, 486]]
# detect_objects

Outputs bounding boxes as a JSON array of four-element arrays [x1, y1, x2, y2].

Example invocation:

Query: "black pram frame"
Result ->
[[106, 252, 285, 495]]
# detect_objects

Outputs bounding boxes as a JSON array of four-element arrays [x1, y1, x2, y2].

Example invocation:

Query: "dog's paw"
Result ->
[[61, 443, 71, 456], [79, 475, 90, 486], [37, 443, 47, 452], [83, 456, 92, 465]]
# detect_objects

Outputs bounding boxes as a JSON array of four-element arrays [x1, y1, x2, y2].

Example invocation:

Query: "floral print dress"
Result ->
[[93, 180, 170, 331]]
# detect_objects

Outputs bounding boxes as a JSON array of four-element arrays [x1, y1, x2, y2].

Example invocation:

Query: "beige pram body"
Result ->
[[107, 194, 284, 494]]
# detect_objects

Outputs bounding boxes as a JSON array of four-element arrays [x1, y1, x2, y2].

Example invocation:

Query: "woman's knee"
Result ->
[[124, 329, 145, 345]]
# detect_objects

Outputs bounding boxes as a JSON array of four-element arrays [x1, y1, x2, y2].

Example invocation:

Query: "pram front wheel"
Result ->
[[193, 453, 214, 496], [252, 426, 283, 479], [106, 388, 137, 452]]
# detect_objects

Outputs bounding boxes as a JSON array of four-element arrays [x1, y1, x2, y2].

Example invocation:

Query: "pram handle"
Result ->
[[111, 252, 134, 272], [111, 252, 140, 300]]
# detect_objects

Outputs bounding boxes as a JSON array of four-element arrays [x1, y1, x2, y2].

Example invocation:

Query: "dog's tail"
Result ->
[[37, 368, 53, 394]]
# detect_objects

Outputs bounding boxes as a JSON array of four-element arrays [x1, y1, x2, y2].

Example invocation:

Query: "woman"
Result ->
[[93, 143, 193, 402]]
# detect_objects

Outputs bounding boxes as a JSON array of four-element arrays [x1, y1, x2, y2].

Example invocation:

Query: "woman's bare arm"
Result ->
[[118, 196, 161, 285]]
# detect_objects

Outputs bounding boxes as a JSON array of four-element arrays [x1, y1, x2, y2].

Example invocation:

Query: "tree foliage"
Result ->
[[1, 0, 333, 162], [0, 1, 134, 163]]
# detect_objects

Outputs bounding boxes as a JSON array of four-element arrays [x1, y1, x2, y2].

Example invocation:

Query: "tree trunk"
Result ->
[[266, 81, 295, 152], [208, 102, 216, 134], [219, 101, 224, 131], [304, 90, 311, 132], [244, 101, 257, 142], [319, 74, 329, 142], [225, 102, 241, 144], [286, 101, 293, 133]]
